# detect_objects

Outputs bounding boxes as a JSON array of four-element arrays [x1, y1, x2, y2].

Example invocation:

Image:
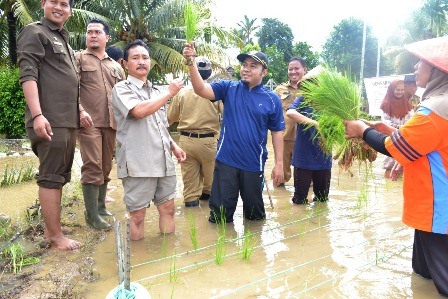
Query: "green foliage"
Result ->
[[292, 42, 320, 70], [264, 45, 287, 84], [1, 164, 36, 187], [0, 67, 26, 138], [321, 18, 379, 80], [256, 18, 294, 62]]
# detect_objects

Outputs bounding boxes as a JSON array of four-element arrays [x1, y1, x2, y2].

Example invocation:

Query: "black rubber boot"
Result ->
[[98, 182, 113, 216], [82, 184, 111, 229]]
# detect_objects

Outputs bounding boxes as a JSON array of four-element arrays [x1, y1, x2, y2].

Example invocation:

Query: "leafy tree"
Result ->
[[292, 42, 319, 71], [264, 45, 287, 84], [321, 17, 380, 79], [256, 18, 293, 62]]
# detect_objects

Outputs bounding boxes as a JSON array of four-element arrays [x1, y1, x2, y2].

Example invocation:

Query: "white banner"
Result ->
[[364, 75, 401, 116]]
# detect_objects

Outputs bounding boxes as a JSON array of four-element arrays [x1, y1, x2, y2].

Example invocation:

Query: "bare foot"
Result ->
[[51, 236, 83, 251]]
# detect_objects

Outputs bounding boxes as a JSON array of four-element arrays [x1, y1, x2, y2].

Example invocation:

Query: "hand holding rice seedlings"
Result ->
[[301, 67, 377, 170]]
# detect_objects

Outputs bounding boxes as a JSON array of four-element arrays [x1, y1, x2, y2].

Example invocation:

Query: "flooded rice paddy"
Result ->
[[0, 136, 443, 298]]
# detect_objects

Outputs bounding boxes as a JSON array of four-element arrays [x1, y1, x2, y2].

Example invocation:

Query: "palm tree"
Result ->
[[236, 15, 259, 45], [76, 0, 238, 78]]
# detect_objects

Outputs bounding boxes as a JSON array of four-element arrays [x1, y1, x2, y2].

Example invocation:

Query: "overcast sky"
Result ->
[[211, 0, 423, 51]]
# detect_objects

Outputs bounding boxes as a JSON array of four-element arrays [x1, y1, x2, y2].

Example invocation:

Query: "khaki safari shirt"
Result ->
[[167, 86, 223, 135], [274, 82, 302, 141], [76, 49, 125, 129], [112, 75, 175, 178], [17, 17, 79, 128]]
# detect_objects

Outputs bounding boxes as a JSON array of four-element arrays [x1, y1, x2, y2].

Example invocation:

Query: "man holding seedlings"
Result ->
[[112, 39, 186, 240], [167, 56, 223, 208], [17, 0, 82, 250], [183, 43, 285, 223], [344, 36, 448, 296], [274, 57, 307, 186], [76, 19, 125, 229]]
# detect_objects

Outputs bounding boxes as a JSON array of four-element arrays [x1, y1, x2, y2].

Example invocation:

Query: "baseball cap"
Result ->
[[403, 74, 416, 83], [195, 56, 211, 71], [237, 51, 268, 68]]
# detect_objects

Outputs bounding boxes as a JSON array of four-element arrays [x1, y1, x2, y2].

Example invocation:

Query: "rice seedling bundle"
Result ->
[[184, 2, 199, 42], [300, 67, 377, 171]]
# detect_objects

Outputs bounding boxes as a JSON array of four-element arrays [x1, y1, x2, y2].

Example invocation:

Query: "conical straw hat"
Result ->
[[405, 36, 448, 74]]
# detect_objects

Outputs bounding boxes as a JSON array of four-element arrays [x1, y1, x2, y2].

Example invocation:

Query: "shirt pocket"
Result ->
[[81, 63, 97, 82], [51, 43, 66, 65]]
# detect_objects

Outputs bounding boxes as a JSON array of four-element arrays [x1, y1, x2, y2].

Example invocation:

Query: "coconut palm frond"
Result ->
[[148, 41, 185, 75], [13, 0, 41, 26]]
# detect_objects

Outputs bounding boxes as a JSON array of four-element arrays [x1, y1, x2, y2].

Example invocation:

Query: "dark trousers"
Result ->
[[292, 167, 331, 204], [209, 160, 265, 223], [412, 229, 448, 296]]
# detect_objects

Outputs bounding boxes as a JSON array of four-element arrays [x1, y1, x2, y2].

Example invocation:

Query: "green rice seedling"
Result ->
[[215, 235, 226, 266], [2, 242, 24, 273], [169, 254, 178, 282], [240, 230, 257, 261], [214, 206, 227, 265], [162, 232, 167, 258], [187, 211, 198, 250], [184, 2, 199, 42]]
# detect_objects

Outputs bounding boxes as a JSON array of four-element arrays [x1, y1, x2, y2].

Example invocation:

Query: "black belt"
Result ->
[[180, 131, 214, 138]]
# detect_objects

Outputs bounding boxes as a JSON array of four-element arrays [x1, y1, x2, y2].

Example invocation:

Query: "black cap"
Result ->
[[237, 51, 268, 68], [404, 74, 416, 83]]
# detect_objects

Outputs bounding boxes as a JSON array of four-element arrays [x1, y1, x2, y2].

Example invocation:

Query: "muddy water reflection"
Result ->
[[87, 136, 441, 298]]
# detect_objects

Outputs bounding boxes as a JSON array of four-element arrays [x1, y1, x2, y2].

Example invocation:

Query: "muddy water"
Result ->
[[85, 136, 441, 299], [1, 139, 441, 298]]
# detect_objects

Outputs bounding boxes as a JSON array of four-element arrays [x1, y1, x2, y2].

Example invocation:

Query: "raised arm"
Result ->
[[182, 42, 215, 100], [130, 79, 184, 119]]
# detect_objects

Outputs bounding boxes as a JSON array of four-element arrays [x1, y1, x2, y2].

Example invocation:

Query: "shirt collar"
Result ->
[[41, 17, 69, 38], [127, 75, 150, 89]]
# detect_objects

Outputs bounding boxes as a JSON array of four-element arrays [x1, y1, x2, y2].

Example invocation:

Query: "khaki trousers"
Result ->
[[178, 135, 217, 203], [283, 140, 295, 182]]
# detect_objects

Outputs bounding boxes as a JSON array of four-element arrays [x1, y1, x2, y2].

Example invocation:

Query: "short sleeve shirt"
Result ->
[[288, 97, 332, 170], [210, 80, 285, 172], [112, 76, 175, 178], [17, 17, 79, 128], [167, 86, 222, 134]]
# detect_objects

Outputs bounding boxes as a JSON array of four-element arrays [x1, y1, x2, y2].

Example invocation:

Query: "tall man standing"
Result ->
[[76, 19, 125, 229], [17, 0, 82, 250], [183, 44, 285, 223], [112, 40, 186, 240], [274, 57, 307, 186], [167, 56, 223, 208]]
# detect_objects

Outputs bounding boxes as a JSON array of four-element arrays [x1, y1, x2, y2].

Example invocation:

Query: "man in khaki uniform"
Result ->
[[274, 57, 307, 185], [167, 57, 222, 207], [76, 19, 125, 229]]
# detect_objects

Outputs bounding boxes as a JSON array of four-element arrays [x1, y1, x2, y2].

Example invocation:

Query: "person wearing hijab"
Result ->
[[343, 36, 448, 296], [379, 79, 414, 178]]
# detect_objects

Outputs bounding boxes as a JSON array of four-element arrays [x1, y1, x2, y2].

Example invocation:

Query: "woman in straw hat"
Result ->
[[343, 36, 448, 296]]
